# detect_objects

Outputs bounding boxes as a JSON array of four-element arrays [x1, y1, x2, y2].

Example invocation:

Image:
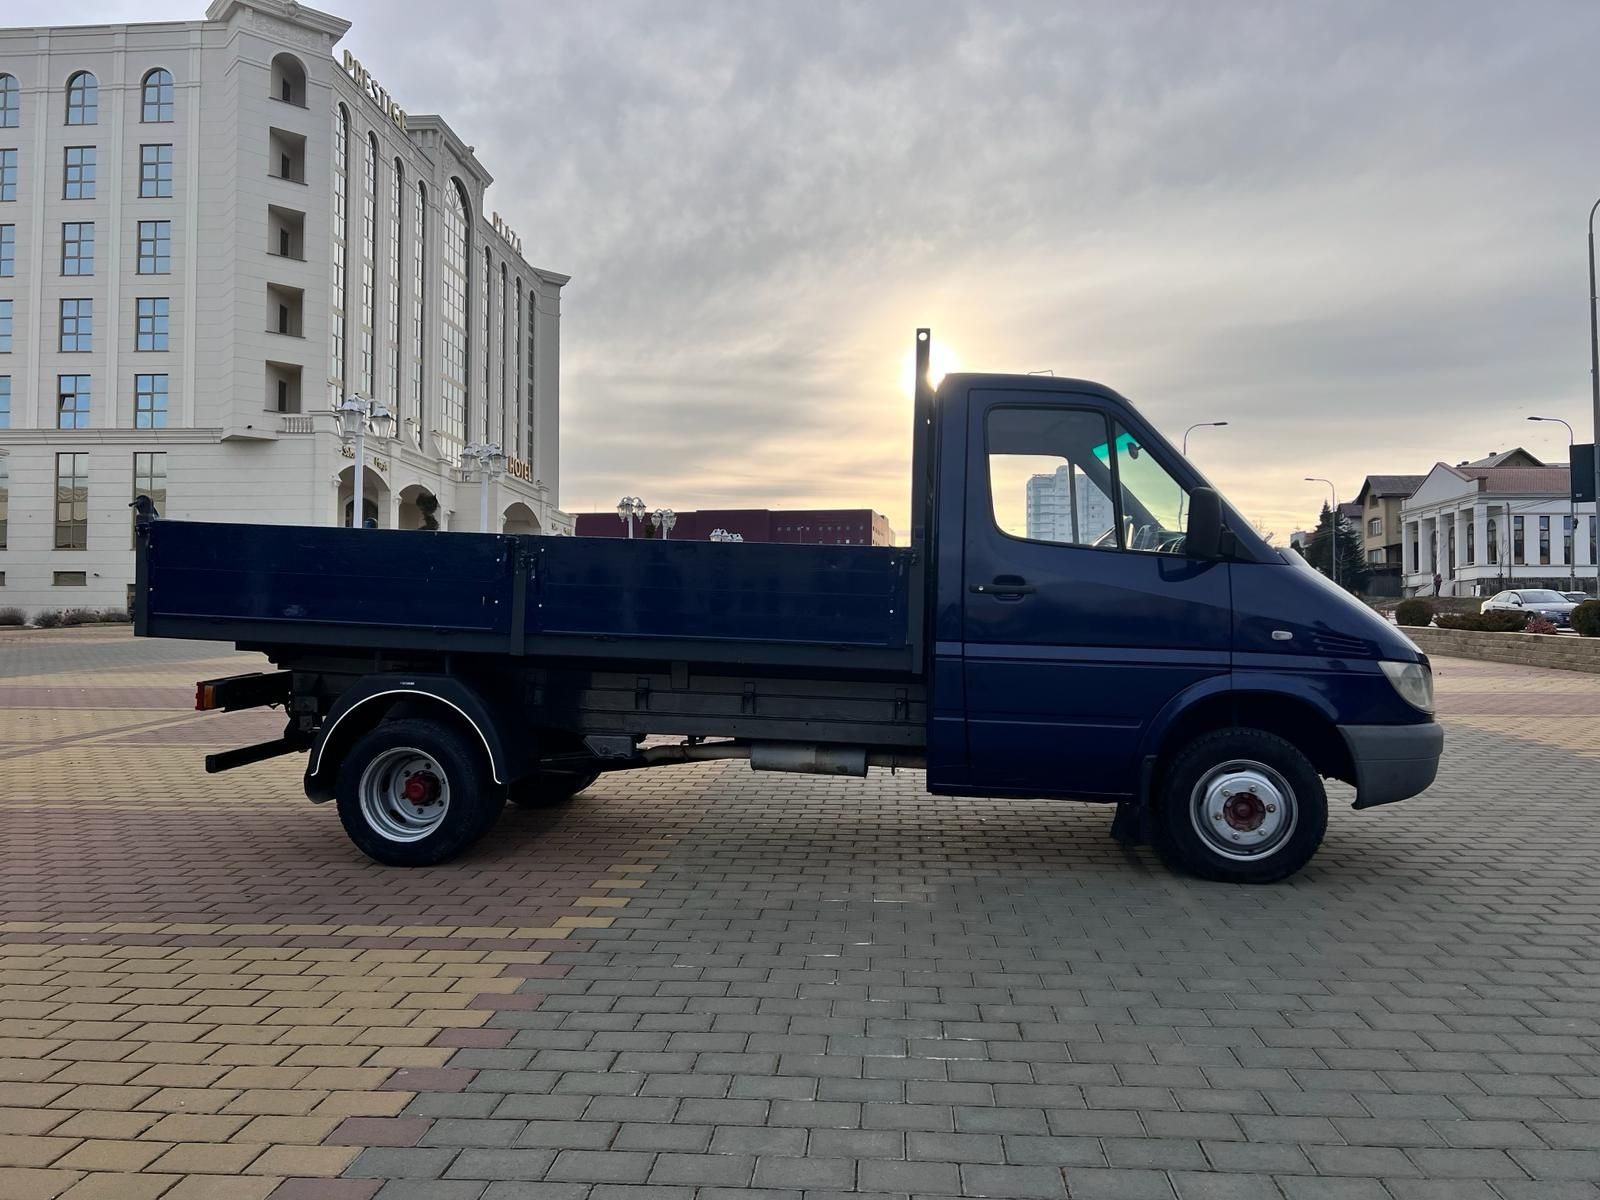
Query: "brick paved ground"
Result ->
[[3, 630, 1599, 1200]]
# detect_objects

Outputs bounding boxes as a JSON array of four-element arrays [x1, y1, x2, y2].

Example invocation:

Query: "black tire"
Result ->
[[507, 765, 600, 809], [335, 718, 502, 866], [1151, 727, 1327, 884]]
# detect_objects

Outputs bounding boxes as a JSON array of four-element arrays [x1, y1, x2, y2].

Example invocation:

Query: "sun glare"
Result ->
[[899, 339, 960, 399]]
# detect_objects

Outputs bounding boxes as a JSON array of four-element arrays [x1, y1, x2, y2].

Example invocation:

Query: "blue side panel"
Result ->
[[145, 522, 515, 635], [532, 538, 912, 648]]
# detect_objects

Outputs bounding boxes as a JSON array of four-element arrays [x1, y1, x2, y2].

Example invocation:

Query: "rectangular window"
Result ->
[[1368, 517, 1381, 537], [0, 374, 9, 428], [135, 373, 168, 428], [0, 298, 10, 351], [0, 222, 13, 276], [137, 220, 171, 273], [1591, 516, 1597, 567], [1563, 515, 1575, 567], [132, 452, 167, 547], [139, 144, 173, 198], [62, 221, 94, 275], [63, 146, 96, 199], [0, 148, 16, 202], [136, 297, 169, 350], [55, 452, 89, 550], [59, 297, 92, 351], [988, 407, 1118, 547], [54, 571, 88, 586], [1539, 515, 1551, 565], [57, 374, 91, 429], [0, 457, 7, 549], [1513, 515, 1525, 564]]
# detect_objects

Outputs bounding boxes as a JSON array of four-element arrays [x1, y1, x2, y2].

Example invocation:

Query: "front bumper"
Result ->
[[1341, 721, 1444, 809]]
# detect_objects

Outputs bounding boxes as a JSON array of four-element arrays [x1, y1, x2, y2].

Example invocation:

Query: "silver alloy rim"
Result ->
[[358, 747, 450, 842], [1189, 758, 1297, 862]]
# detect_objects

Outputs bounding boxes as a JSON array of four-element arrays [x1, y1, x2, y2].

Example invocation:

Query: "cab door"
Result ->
[[961, 391, 1232, 797]]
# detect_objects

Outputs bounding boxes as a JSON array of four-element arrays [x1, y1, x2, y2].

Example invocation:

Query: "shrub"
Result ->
[[97, 608, 131, 624], [1524, 616, 1559, 636], [1572, 600, 1600, 638], [33, 610, 64, 629], [1394, 598, 1434, 627], [61, 608, 101, 627], [0, 607, 26, 627], [1436, 611, 1529, 633]]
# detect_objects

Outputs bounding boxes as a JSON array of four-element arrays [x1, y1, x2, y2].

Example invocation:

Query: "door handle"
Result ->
[[971, 577, 1036, 596]]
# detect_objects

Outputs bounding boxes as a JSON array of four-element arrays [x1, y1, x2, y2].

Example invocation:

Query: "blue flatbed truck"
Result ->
[[137, 330, 1442, 883]]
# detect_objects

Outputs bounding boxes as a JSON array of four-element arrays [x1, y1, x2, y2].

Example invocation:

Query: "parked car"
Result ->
[[1562, 591, 1589, 604], [1480, 589, 1578, 626]]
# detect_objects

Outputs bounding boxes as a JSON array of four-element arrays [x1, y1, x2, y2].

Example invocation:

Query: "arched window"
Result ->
[[387, 157, 403, 425], [359, 131, 377, 393], [513, 279, 523, 458], [141, 69, 174, 122], [498, 261, 509, 447], [0, 74, 19, 129], [439, 180, 471, 455], [270, 53, 307, 106], [65, 71, 98, 125], [410, 181, 426, 448], [328, 104, 349, 404]]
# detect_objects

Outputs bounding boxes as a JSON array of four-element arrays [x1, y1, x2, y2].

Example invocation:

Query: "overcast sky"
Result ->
[[19, 0, 1600, 539]]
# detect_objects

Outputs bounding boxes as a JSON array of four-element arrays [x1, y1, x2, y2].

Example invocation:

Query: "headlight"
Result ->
[[1380, 660, 1434, 714]]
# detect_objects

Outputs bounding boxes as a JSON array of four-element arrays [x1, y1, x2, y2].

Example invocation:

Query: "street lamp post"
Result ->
[[1182, 420, 1229, 456], [337, 395, 394, 528], [1306, 476, 1338, 587], [616, 496, 645, 538], [461, 442, 506, 532], [1587, 200, 1600, 598], [1528, 415, 1577, 591], [654, 508, 677, 540]]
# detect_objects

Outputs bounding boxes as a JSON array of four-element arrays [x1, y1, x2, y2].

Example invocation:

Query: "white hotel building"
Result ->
[[0, 0, 571, 612], [1025, 464, 1114, 545]]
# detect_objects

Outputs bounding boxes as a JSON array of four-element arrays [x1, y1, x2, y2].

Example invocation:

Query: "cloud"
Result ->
[[16, 0, 1600, 537]]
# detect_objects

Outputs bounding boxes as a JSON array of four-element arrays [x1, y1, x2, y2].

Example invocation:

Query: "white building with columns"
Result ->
[[0, 0, 570, 613], [1399, 450, 1598, 597]]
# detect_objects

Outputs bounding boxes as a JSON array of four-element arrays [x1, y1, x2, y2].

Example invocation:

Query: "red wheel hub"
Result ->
[[1222, 793, 1266, 832], [403, 772, 440, 805]]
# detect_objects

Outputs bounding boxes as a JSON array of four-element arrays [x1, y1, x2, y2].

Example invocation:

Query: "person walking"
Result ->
[[1432, 570, 1443, 597]]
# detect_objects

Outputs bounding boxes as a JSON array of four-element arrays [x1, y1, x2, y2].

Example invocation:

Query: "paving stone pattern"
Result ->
[[2, 631, 1599, 1199]]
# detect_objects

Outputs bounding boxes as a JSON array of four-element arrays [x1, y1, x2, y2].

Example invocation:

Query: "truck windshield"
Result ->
[[987, 407, 1195, 556]]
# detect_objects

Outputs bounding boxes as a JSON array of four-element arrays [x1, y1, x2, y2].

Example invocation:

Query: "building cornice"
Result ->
[[204, 0, 352, 41], [405, 115, 493, 189], [0, 428, 225, 445]]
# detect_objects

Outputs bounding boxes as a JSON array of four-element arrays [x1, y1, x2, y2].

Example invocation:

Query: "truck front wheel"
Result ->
[[336, 718, 502, 866], [1153, 728, 1327, 884]]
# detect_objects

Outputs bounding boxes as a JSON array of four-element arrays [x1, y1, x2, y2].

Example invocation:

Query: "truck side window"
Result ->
[[986, 407, 1118, 546], [1107, 421, 1192, 555]]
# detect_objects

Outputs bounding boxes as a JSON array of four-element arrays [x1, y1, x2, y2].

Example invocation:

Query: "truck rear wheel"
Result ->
[[1152, 728, 1327, 884], [508, 765, 600, 809], [336, 718, 501, 866]]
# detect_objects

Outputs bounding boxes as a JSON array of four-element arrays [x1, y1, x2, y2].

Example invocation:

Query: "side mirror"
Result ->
[[1186, 486, 1224, 560]]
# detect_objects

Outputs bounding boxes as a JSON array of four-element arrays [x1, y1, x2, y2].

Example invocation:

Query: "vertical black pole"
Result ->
[[1588, 199, 1600, 593]]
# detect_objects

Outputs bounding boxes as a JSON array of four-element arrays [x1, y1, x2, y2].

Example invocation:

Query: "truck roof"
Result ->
[[939, 372, 1126, 402]]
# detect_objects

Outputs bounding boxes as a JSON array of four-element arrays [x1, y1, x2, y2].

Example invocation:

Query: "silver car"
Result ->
[[1480, 588, 1577, 626]]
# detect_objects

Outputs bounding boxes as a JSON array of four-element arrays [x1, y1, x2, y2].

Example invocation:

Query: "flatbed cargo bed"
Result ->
[[139, 520, 920, 675]]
